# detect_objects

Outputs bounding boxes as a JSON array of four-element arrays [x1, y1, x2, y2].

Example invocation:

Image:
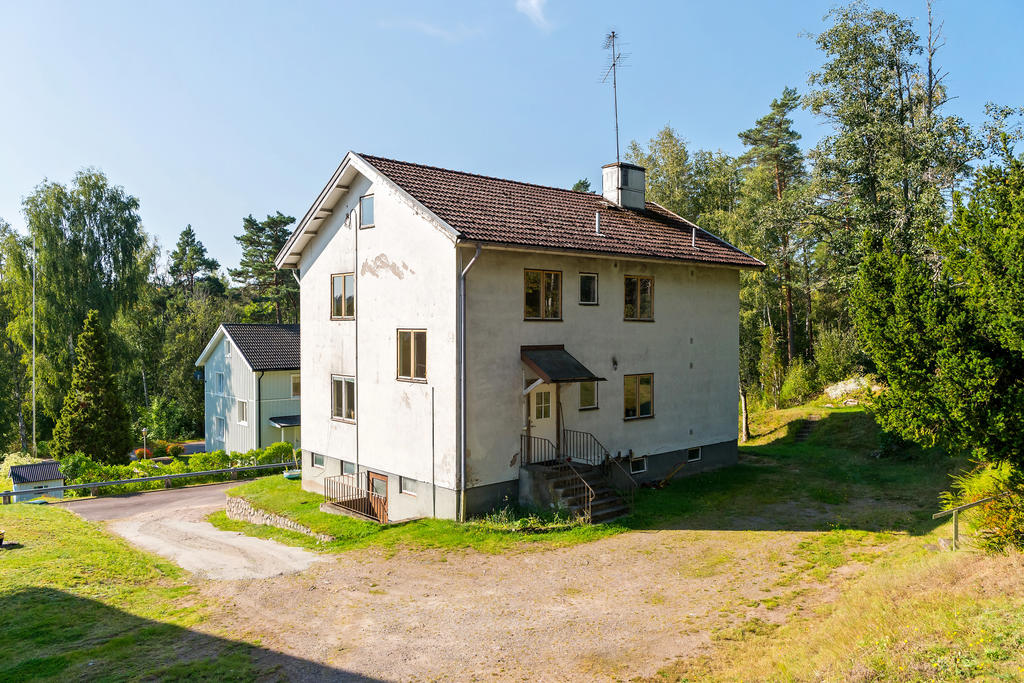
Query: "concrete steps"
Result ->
[[530, 463, 630, 524]]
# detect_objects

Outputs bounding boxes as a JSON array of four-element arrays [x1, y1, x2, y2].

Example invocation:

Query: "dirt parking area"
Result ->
[[201, 526, 852, 681], [64, 484, 323, 580]]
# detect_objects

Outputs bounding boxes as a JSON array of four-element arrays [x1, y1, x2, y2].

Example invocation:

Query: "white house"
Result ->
[[10, 461, 65, 502], [195, 323, 301, 454], [275, 152, 764, 523]]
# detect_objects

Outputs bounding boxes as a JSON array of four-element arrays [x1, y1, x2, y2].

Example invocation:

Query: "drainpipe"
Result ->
[[256, 371, 265, 449], [458, 243, 482, 522]]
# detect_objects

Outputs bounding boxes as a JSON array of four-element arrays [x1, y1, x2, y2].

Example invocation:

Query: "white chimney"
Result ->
[[601, 162, 646, 210]]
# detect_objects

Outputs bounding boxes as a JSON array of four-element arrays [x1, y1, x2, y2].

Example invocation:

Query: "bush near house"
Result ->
[[48, 442, 297, 497]]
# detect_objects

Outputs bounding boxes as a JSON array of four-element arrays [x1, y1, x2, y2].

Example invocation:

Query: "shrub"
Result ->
[[780, 359, 819, 405], [142, 395, 195, 441], [166, 443, 184, 457], [814, 326, 861, 385], [758, 328, 785, 409], [262, 442, 296, 465], [943, 462, 1024, 553], [1, 452, 42, 482], [190, 450, 231, 472], [134, 448, 153, 459]]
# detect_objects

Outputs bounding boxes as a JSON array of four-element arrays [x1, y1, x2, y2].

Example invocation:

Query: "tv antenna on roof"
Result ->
[[602, 30, 627, 163]]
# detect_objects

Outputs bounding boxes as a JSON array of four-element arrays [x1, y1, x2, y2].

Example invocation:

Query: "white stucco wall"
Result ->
[[463, 247, 741, 488], [297, 170, 458, 497]]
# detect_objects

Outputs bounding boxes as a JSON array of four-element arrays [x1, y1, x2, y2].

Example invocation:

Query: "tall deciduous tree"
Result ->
[[169, 225, 220, 296], [50, 310, 133, 464], [229, 212, 298, 324], [6, 170, 150, 422]]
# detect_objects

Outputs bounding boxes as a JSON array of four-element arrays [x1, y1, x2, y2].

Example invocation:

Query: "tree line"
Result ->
[[0, 174, 299, 460], [608, 2, 1022, 461]]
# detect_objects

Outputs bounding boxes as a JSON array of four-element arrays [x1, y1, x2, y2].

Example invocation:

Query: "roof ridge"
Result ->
[[358, 153, 602, 198]]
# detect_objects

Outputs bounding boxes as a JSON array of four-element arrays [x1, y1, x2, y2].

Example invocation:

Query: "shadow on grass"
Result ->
[[616, 410, 966, 537], [0, 587, 378, 682]]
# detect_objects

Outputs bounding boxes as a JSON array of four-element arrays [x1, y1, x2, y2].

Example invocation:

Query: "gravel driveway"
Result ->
[[63, 483, 322, 580]]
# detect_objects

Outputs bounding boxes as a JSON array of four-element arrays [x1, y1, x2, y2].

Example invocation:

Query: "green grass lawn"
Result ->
[[0, 504, 269, 681], [217, 400, 963, 556], [212, 475, 623, 554]]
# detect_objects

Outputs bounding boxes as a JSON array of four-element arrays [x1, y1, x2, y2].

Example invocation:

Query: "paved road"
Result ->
[[62, 481, 322, 580], [62, 482, 238, 521]]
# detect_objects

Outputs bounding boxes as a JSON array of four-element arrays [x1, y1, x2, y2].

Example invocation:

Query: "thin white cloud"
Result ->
[[515, 0, 550, 30], [379, 18, 484, 43]]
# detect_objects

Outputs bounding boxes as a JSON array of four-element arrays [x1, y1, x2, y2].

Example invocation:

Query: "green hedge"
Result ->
[[55, 442, 297, 498]]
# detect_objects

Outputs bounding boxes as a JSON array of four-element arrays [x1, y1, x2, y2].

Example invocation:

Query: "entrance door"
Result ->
[[367, 472, 388, 523], [529, 384, 558, 460]]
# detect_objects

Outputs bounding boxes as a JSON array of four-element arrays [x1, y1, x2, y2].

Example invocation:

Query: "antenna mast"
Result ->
[[32, 228, 36, 457], [602, 30, 624, 163]]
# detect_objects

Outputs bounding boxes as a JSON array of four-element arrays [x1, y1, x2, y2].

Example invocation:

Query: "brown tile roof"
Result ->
[[359, 154, 764, 269]]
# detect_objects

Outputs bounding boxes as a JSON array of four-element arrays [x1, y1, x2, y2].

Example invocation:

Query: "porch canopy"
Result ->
[[269, 415, 301, 428], [520, 345, 606, 384]]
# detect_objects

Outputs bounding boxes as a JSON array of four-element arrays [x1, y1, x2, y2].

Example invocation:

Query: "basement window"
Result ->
[[579, 273, 598, 305], [624, 275, 654, 321], [332, 375, 356, 422], [687, 447, 702, 462], [342, 460, 356, 476], [629, 456, 647, 475], [359, 194, 374, 228], [399, 476, 416, 496], [524, 269, 562, 320], [311, 452, 324, 468]]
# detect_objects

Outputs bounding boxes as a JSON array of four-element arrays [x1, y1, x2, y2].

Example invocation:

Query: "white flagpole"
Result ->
[[32, 229, 36, 457]]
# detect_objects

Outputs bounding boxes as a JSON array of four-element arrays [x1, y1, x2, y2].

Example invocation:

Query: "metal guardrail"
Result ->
[[1, 462, 293, 504], [933, 491, 1015, 550]]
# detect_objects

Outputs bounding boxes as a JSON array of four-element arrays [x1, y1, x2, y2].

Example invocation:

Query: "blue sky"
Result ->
[[1, 0, 1022, 270]]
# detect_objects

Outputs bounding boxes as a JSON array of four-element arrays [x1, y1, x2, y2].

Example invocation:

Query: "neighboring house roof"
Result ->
[[268, 415, 301, 428], [275, 151, 764, 269], [10, 461, 64, 484], [195, 324, 300, 371]]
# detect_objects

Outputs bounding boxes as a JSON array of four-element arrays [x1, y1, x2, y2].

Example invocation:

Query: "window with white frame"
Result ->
[[579, 272, 598, 305], [214, 416, 225, 440], [397, 329, 427, 381], [629, 456, 647, 474], [687, 447, 702, 462], [535, 391, 551, 419], [224, 339, 231, 358], [237, 400, 248, 425], [399, 476, 416, 496], [579, 381, 598, 410], [331, 273, 355, 319], [216, 372, 225, 395], [311, 452, 325, 468], [332, 375, 356, 422], [359, 194, 374, 228], [291, 373, 301, 398]]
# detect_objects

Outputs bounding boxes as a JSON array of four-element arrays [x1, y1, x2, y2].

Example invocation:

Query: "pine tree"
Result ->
[[739, 87, 807, 365], [229, 212, 297, 324], [50, 310, 133, 464], [169, 225, 219, 295]]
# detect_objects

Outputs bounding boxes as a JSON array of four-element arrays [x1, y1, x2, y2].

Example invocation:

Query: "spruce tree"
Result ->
[[50, 310, 133, 464]]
